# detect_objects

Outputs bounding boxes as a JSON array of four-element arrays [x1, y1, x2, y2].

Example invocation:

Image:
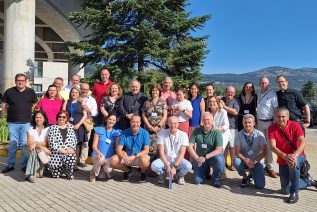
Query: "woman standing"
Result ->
[[90, 115, 121, 182], [37, 85, 63, 125], [171, 87, 193, 135], [188, 83, 205, 134], [63, 87, 87, 166], [142, 84, 167, 158], [25, 110, 50, 183], [48, 111, 77, 179], [100, 83, 122, 126], [207, 96, 231, 155], [237, 82, 257, 131]]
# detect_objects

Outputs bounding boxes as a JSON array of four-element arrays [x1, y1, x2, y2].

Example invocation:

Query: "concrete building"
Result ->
[[0, 0, 88, 93]]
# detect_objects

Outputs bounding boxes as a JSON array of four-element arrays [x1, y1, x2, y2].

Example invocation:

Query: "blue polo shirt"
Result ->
[[118, 127, 150, 156], [92, 127, 121, 158]]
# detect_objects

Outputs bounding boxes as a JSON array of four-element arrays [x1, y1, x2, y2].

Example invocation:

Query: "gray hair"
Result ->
[[243, 114, 255, 121], [129, 79, 141, 87], [163, 76, 173, 82], [259, 76, 269, 84], [275, 107, 290, 116]]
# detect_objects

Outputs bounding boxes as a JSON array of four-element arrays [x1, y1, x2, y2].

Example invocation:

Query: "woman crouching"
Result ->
[[48, 110, 77, 180], [90, 114, 121, 182], [25, 110, 50, 183]]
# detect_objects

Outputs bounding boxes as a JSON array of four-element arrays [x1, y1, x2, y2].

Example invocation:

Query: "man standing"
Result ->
[[64, 74, 81, 95], [1, 74, 37, 173], [118, 79, 148, 130], [160, 77, 176, 107], [257, 76, 278, 178], [220, 86, 240, 171], [234, 114, 267, 189], [92, 68, 114, 108], [188, 112, 225, 187], [53, 77, 68, 101], [151, 116, 192, 185], [276, 75, 311, 131], [78, 83, 98, 167], [268, 107, 317, 204], [110, 115, 150, 183], [204, 83, 214, 110]]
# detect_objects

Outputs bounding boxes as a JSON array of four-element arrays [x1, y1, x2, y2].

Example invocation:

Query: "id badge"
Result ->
[[151, 112, 158, 118], [70, 117, 74, 122], [247, 150, 254, 156], [105, 139, 111, 144], [244, 110, 249, 114], [201, 144, 208, 149]]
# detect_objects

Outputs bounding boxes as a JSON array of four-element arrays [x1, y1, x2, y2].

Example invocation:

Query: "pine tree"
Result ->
[[66, 0, 210, 86], [301, 80, 316, 103]]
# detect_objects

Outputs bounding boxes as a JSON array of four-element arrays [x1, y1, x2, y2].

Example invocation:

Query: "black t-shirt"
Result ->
[[2, 87, 37, 123], [276, 89, 307, 121]]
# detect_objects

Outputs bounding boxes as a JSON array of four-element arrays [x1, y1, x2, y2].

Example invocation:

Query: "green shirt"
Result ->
[[189, 127, 223, 157]]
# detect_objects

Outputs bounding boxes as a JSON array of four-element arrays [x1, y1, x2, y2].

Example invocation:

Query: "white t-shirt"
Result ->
[[171, 99, 193, 122], [157, 129, 189, 162], [27, 127, 49, 143]]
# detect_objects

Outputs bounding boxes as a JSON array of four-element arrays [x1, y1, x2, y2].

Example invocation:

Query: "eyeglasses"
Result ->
[[58, 116, 67, 119]]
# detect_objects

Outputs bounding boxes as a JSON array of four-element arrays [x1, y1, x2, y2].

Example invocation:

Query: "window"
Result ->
[[34, 61, 43, 78], [33, 84, 42, 92]]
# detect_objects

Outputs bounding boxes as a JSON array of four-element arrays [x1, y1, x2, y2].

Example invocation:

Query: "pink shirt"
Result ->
[[160, 90, 176, 106], [37, 98, 64, 125]]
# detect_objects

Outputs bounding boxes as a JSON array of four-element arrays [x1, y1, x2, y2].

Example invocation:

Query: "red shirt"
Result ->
[[92, 80, 114, 108], [268, 120, 305, 166]]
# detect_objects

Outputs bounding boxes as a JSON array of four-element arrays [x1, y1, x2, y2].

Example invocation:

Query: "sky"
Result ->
[[187, 0, 317, 74]]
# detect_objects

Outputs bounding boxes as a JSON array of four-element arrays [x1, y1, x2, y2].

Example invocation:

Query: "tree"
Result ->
[[301, 80, 316, 103], [66, 0, 210, 86]]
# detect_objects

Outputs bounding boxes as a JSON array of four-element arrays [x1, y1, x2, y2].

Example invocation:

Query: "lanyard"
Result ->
[[105, 128, 113, 139], [258, 90, 270, 105], [169, 134, 177, 151], [243, 131, 255, 148], [70, 102, 77, 118]]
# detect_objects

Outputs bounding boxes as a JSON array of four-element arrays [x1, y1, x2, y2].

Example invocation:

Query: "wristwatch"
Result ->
[[173, 164, 178, 169], [134, 153, 138, 157]]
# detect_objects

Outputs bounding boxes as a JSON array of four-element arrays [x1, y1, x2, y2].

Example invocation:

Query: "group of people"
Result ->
[[1, 69, 316, 204]]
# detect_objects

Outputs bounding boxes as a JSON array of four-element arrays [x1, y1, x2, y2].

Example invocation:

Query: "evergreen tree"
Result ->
[[66, 0, 210, 86], [301, 80, 316, 103]]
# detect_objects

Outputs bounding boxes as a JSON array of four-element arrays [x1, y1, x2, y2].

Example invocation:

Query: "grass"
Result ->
[[0, 115, 8, 143]]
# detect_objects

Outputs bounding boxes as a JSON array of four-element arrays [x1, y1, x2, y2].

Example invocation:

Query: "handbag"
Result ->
[[83, 118, 94, 132], [280, 130, 310, 178], [35, 147, 51, 165]]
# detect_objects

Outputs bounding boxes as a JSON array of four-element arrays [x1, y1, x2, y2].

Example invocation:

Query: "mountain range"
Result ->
[[202, 67, 317, 89]]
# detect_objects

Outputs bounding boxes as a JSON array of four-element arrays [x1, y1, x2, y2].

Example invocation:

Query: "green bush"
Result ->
[[0, 115, 8, 143]]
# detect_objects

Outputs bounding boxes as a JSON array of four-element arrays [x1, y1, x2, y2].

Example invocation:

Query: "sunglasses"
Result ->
[[58, 116, 67, 119]]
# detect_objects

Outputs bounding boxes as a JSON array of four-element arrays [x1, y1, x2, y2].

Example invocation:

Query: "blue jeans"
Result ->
[[279, 155, 310, 194], [151, 158, 192, 177], [7, 123, 30, 168], [234, 158, 265, 189], [193, 154, 225, 184]]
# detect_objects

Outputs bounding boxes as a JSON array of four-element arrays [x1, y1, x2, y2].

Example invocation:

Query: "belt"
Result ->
[[258, 119, 273, 122]]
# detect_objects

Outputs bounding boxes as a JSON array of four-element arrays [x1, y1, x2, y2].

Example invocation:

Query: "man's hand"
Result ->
[[303, 123, 310, 128], [197, 156, 206, 167], [97, 153, 104, 160], [73, 124, 80, 130], [170, 167, 177, 175], [287, 154, 297, 168], [126, 114, 133, 120], [245, 158, 255, 169], [165, 164, 171, 174], [123, 155, 135, 164]]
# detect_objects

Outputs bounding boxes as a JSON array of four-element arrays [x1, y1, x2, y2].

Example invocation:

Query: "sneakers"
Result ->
[[158, 174, 166, 184], [248, 172, 254, 183], [214, 180, 222, 188], [308, 176, 317, 188], [285, 193, 299, 204], [106, 171, 113, 179], [78, 162, 87, 168], [122, 167, 132, 182], [2, 166, 14, 173], [27, 176, 36, 183], [89, 170, 96, 182], [139, 173, 147, 183], [177, 176, 185, 185], [240, 177, 249, 188]]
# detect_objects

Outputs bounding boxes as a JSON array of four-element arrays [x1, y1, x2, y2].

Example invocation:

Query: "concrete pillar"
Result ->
[[2, 0, 35, 92], [68, 61, 84, 84]]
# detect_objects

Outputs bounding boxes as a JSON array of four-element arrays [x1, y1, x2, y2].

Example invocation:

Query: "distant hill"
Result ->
[[202, 67, 317, 89]]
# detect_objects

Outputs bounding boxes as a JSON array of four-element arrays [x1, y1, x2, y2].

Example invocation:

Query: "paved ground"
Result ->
[[0, 129, 317, 212]]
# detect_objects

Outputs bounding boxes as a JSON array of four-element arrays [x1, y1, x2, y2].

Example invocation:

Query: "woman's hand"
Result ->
[[97, 153, 104, 161], [73, 123, 80, 130]]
